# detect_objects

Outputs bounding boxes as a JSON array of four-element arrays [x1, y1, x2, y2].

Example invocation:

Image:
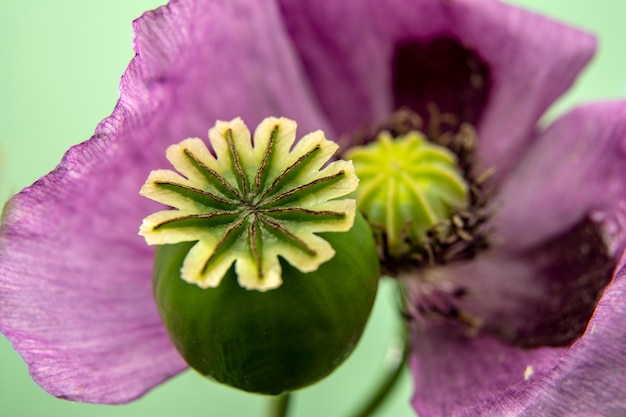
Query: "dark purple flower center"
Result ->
[[486, 216, 616, 348], [392, 37, 491, 136]]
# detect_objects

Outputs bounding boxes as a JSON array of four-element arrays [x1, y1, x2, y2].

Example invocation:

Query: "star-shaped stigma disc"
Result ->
[[139, 117, 358, 291]]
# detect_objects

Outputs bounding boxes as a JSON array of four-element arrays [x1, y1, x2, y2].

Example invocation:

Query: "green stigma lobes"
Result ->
[[346, 131, 469, 257], [140, 117, 380, 395], [139, 117, 358, 291]]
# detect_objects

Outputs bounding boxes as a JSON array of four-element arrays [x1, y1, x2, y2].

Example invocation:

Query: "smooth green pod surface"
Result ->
[[153, 214, 380, 395]]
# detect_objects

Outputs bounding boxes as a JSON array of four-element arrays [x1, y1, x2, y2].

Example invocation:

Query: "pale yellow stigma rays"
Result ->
[[139, 117, 358, 291]]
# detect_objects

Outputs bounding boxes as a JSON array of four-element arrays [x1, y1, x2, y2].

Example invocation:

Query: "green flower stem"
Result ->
[[267, 393, 292, 417], [349, 280, 409, 417], [348, 336, 409, 417]]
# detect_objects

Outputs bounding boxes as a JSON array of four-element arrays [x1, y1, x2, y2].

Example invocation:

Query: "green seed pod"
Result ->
[[139, 117, 380, 394], [153, 213, 378, 394], [346, 130, 470, 257]]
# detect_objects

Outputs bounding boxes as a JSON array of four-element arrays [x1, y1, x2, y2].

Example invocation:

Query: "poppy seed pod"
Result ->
[[153, 213, 379, 394], [140, 117, 380, 393]]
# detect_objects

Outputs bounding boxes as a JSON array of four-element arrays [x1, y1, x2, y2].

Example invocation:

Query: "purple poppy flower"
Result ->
[[1, 0, 625, 416]]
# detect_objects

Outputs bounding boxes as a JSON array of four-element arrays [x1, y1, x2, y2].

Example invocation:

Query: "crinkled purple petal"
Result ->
[[0, 0, 328, 403], [278, 0, 595, 178], [411, 261, 626, 417], [496, 102, 626, 253]]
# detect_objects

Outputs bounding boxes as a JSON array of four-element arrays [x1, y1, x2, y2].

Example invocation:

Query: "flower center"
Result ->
[[139, 117, 358, 291], [347, 130, 469, 257], [344, 109, 493, 275]]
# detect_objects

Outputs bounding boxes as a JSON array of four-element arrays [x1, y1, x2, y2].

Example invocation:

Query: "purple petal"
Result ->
[[0, 0, 328, 403], [496, 102, 626, 254], [278, 0, 595, 177], [410, 324, 562, 417], [443, 215, 614, 348], [452, 102, 626, 347], [411, 262, 626, 417], [512, 261, 626, 417], [410, 102, 626, 416]]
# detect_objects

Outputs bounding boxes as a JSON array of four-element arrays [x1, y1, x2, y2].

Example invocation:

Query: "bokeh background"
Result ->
[[0, 1, 624, 416]]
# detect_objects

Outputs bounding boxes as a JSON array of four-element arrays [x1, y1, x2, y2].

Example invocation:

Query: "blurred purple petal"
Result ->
[[410, 324, 562, 417], [513, 262, 626, 416], [277, 0, 595, 178], [409, 101, 626, 417], [414, 214, 611, 352], [0, 0, 329, 403], [497, 102, 626, 253], [411, 262, 626, 417]]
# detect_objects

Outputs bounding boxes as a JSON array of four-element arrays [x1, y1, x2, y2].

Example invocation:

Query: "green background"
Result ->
[[0, 1, 624, 416]]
